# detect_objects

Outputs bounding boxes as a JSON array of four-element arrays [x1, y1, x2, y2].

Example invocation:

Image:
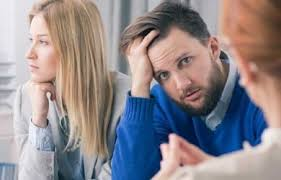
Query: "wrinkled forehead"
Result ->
[[147, 27, 205, 69]]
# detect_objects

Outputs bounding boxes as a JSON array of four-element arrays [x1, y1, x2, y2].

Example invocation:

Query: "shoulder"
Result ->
[[232, 79, 266, 128], [233, 79, 259, 111], [106, 71, 131, 154], [110, 71, 131, 119], [108, 71, 131, 123], [111, 71, 131, 92], [111, 71, 131, 101], [231, 77, 253, 107]]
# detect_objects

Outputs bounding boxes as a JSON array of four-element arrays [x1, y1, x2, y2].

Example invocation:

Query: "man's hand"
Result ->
[[126, 30, 159, 98], [153, 134, 213, 180]]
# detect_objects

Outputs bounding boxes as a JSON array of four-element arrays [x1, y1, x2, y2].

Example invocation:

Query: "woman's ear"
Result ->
[[208, 37, 221, 60], [231, 49, 257, 87]]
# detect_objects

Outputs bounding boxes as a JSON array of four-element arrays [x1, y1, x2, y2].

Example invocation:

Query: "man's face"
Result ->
[[148, 27, 225, 116]]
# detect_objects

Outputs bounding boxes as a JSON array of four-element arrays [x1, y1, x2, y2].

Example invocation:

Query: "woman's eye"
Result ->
[[159, 72, 169, 80], [39, 40, 49, 45], [28, 37, 33, 42]]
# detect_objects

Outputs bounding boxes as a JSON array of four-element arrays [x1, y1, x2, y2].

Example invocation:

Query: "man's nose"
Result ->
[[174, 73, 192, 91]]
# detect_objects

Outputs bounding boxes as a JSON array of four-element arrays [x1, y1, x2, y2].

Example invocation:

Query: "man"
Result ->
[[112, 1, 266, 180]]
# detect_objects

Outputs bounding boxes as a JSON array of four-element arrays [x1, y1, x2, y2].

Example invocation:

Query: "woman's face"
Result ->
[[230, 47, 264, 107], [26, 14, 59, 83]]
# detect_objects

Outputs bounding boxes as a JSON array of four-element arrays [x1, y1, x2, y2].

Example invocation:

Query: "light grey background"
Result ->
[[0, 0, 219, 164]]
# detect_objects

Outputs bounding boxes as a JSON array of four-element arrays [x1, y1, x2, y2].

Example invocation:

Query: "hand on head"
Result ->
[[126, 30, 159, 98]]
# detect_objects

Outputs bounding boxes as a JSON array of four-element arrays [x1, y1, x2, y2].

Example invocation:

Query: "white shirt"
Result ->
[[201, 52, 237, 130], [170, 128, 281, 180]]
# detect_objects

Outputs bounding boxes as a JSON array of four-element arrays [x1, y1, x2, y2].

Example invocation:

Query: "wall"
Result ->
[[0, 0, 219, 165], [0, 0, 17, 164]]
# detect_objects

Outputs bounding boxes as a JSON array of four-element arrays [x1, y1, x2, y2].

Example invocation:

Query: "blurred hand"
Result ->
[[125, 30, 159, 98], [27, 80, 56, 128], [153, 134, 213, 180]]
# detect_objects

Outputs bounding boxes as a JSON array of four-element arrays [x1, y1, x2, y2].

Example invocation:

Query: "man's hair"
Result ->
[[120, 1, 210, 54]]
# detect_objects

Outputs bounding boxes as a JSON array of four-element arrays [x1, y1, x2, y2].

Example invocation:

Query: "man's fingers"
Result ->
[[140, 30, 159, 48], [126, 30, 159, 56], [126, 37, 143, 55]]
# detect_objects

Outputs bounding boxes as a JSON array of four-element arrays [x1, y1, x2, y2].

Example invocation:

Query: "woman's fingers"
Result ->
[[171, 134, 212, 165]]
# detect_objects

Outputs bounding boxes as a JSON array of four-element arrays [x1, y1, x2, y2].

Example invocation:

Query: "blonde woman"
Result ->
[[13, 0, 130, 179], [153, 0, 281, 179]]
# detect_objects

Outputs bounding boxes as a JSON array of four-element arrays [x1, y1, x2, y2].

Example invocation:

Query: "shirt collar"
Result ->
[[202, 51, 238, 130]]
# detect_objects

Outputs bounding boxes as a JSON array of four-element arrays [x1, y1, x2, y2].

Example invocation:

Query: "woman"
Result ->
[[13, 0, 130, 179], [153, 0, 281, 179]]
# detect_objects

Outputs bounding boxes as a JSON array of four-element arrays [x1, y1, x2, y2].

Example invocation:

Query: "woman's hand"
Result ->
[[153, 134, 213, 180], [27, 81, 56, 128]]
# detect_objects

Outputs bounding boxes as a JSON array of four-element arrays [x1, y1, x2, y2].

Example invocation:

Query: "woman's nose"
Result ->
[[25, 45, 37, 60]]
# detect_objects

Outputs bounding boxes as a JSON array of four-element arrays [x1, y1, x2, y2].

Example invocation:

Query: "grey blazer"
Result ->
[[14, 72, 131, 180]]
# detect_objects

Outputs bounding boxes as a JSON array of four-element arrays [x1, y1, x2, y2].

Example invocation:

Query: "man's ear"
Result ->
[[208, 37, 221, 61], [232, 49, 257, 86]]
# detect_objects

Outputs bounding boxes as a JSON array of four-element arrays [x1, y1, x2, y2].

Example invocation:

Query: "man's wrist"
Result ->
[[131, 83, 150, 98]]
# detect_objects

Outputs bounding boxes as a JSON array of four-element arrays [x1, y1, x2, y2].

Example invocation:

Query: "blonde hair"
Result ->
[[29, 0, 113, 156], [220, 0, 281, 77]]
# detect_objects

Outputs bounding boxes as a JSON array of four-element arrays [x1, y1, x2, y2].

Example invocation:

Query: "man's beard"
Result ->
[[173, 61, 226, 116]]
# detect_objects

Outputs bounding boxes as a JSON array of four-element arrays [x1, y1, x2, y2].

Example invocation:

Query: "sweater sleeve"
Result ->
[[112, 93, 168, 180], [29, 119, 55, 152], [253, 109, 267, 146]]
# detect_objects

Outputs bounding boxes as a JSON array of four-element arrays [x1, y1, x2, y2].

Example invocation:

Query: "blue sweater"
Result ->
[[112, 80, 267, 180]]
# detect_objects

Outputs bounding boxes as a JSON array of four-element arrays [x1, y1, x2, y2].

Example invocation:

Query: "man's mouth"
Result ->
[[184, 88, 201, 101]]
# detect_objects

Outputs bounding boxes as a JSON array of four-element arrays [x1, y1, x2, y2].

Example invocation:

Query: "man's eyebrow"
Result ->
[[175, 52, 190, 63], [153, 52, 191, 76]]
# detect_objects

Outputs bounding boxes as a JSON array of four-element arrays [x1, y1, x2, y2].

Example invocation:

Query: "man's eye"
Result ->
[[159, 72, 169, 80], [180, 57, 192, 65]]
